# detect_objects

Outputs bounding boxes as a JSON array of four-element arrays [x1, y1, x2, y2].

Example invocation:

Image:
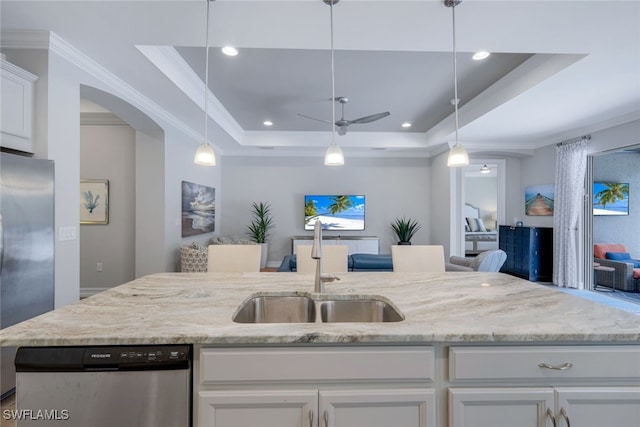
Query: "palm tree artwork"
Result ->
[[593, 182, 629, 215], [304, 195, 364, 231]]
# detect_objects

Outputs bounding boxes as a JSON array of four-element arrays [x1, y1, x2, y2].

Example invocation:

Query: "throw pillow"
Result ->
[[466, 217, 487, 232], [605, 252, 631, 261]]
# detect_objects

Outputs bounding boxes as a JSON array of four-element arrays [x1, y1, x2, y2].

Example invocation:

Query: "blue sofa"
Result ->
[[278, 253, 393, 272]]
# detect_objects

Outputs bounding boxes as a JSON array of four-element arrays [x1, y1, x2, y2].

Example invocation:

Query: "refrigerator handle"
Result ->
[[0, 212, 3, 274]]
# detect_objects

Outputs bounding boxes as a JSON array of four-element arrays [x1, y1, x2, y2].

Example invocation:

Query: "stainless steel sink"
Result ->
[[232, 295, 316, 323], [233, 294, 404, 323], [320, 299, 404, 323]]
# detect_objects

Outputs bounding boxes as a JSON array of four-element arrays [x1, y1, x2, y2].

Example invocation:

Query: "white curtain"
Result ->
[[553, 139, 587, 288]]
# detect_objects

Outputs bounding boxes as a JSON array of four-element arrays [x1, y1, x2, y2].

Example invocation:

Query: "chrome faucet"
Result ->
[[311, 220, 339, 293]]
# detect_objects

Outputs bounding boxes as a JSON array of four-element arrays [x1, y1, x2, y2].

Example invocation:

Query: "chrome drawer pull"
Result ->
[[538, 362, 573, 371], [559, 407, 571, 427], [546, 408, 557, 427]]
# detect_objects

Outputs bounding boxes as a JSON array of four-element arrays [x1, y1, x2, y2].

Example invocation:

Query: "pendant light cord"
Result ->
[[330, 1, 337, 144], [452, 1, 459, 145], [204, 0, 211, 146]]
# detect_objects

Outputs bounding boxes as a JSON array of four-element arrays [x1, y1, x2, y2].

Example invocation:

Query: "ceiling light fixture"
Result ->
[[480, 164, 491, 174], [445, 0, 469, 167], [221, 46, 238, 56], [402, 122, 412, 128], [323, 0, 344, 166], [194, 0, 216, 166], [472, 50, 490, 61], [263, 120, 273, 126]]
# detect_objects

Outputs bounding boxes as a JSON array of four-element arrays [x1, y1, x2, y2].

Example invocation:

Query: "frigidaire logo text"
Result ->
[[90, 353, 112, 358]]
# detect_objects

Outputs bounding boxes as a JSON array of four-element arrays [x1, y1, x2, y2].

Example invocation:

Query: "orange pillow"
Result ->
[[594, 243, 627, 259]]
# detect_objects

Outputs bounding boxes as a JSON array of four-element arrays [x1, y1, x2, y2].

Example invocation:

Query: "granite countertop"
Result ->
[[1, 272, 639, 346]]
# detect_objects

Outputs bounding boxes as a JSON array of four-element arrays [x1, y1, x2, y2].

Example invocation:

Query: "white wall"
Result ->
[[220, 156, 431, 266], [80, 122, 135, 290], [518, 144, 556, 228], [429, 151, 454, 257]]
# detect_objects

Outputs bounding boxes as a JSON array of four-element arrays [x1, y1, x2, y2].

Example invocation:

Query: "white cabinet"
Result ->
[[197, 346, 436, 427], [448, 346, 640, 427], [199, 389, 435, 427], [449, 387, 640, 427], [1, 59, 37, 153], [292, 237, 379, 255]]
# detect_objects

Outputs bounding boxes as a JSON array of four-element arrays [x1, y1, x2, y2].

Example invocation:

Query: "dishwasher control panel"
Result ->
[[16, 345, 191, 372]]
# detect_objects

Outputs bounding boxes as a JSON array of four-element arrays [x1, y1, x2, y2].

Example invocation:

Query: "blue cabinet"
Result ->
[[499, 226, 553, 281]]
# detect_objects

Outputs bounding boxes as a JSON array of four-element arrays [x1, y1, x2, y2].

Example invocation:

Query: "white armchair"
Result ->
[[446, 249, 507, 272]]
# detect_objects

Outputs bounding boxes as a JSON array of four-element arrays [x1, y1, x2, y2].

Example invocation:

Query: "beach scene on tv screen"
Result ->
[[593, 182, 629, 215], [305, 195, 365, 230]]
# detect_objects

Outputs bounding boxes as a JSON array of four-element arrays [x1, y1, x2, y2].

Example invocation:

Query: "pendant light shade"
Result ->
[[445, 0, 469, 167], [194, 142, 217, 166], [447, 143, 469, 167], [194, 0, 216, 166], [480, 164, 491, 173], [324, 143, 344, 166]]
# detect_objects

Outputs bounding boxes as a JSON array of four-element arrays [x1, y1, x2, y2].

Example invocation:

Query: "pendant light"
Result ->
[[323, 0, 344, 166], [194, 0, 216, 166], [445, 0, 469, 167], [480, 164, 491, 174]]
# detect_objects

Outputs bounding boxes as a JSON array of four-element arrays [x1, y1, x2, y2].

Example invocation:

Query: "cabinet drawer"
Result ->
[[449, 346, 640, 382], [201, 346, 434, 383]]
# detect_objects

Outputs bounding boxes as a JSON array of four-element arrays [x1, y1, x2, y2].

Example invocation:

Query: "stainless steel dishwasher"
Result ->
[[14, 345, 191, 427]]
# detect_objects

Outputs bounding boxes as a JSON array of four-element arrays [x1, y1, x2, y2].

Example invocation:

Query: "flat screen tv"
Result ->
[[593, 182, 629, 216], [304, 195, 365, 231]]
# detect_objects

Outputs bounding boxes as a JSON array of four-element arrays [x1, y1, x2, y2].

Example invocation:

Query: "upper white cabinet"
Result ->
[[1, 58, 38, 153]]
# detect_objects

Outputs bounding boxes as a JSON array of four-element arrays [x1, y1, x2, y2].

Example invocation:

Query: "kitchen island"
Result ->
[[2, 272, 639, 426]]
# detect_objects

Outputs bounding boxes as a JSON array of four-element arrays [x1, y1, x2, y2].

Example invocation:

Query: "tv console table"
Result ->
[[292, 236, 379, 255]]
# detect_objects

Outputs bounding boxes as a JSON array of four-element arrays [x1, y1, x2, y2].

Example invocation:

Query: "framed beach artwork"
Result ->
[[525, 184, 554, 216], [593, 182, 629, 216], [181, 181, 215, 237], [304, 195, 365, 231], [80, 179, 109, 224]]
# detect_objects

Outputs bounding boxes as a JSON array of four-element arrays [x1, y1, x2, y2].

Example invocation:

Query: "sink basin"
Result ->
[[320, 299, 404, 323], [233, 295, 316, 323]]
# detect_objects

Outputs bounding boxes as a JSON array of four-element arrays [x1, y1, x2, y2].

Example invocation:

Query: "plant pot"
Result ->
[[397, 241, 412, 245], [259, 242, 268, 269]]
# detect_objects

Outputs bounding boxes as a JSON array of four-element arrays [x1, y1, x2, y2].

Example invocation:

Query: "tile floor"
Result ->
[[1, 393, 16, 427]]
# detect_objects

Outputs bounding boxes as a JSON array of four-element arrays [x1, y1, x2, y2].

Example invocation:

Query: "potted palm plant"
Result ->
[[247, 201, 274, 269], [391, 217, 422, 245]]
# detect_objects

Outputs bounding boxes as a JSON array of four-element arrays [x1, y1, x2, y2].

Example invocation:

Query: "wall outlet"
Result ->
[[96, 262, 103, 272]]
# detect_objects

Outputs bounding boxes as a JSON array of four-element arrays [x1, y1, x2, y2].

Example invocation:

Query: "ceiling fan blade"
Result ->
[[297, 113, 333, 124], [348, 111, 391, 124]]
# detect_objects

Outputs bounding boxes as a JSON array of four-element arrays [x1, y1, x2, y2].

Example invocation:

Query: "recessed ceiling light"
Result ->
[[263, 120, 273, 126], [472, 51, 490, 61], [401, 122, 412, 128], [221, 46, 238, 56]]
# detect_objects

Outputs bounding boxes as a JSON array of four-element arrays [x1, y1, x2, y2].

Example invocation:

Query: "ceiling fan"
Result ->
[[298, 97, 390, 135]]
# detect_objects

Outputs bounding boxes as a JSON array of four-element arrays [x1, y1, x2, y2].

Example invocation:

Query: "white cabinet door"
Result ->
[[1, 59, 37, 152], [198, 390, 317, 427], [555, 387, 640, 427], [449, 388, 554, 427], [320, 389, 436, 427]]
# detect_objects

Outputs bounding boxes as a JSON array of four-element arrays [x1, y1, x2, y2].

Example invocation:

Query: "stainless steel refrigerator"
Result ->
[[0, 152, 55, 399]]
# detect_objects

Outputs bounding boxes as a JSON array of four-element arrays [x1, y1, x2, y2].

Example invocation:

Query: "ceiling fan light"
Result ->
[[324, 144, 344, 166], [480, 164, 491, 173], [194, 142, 217, 166], [447, 143, 469, 167]]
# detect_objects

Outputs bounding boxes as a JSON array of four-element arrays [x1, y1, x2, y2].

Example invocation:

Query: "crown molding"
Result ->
[[1, 29, 218, 153]]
